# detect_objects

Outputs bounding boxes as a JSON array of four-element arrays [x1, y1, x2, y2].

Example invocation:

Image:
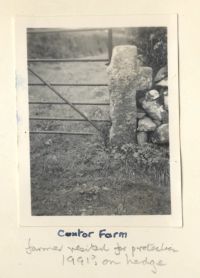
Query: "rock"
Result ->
[[163, 90, 168, 110], [137, 67, 153, 90], [137, 131, 148, 145], [162, 110, 169, 123], [157, 77, 168, 87], [137, 108, 146, 119], [153, 119, 162, 126], [107, 45, 153, 146], [145, 89, 160, 101], [107, 46, 139, 145], [154, 66, 167, 83], [137, 116, 157, 132], [151, 124, 169, 144], [141, 97, 168, 122], [164, 96, 168, 110]]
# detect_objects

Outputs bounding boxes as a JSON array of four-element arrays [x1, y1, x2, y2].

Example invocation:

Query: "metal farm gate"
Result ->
[[28, 28, 113, 140]]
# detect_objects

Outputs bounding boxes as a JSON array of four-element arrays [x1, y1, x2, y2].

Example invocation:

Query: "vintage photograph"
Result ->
[[27, 26, 171, 216]]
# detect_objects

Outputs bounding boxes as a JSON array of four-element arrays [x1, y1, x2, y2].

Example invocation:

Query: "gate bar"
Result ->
[[28, 83, 108, 86], [30, 131, 97, 135], [28, 58, 108, 63], [28, 67, 103, 135], [29, 101, 110, 106], [30, 117, 110, 122]]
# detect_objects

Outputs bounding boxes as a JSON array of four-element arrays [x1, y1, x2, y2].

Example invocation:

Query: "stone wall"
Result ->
[[107, 45, 169, 146]]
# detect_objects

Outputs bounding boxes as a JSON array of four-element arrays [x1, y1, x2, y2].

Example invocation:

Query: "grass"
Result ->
[[30, 133, 170, 216], [28, 30, 171, 216]]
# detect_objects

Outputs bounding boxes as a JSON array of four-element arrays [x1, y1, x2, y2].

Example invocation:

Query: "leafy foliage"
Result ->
[[129, 27, 167, 76], [109, 143, 169, 187]]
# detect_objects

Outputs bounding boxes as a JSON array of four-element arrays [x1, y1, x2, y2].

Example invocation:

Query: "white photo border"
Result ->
[[15, 14, 182, 227]]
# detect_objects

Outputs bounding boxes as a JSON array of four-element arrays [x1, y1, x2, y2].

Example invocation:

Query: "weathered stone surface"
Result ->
[[107, 45, 153, 146], [137, 108, 146, 119], [137, 67, 153, 90], [107, 46, 138, 145], [154, 66, 167, 83], [146, 89, 160, 101], [163, 90, 168, 110], [153, 119, 162, 127], [151, 124, 169, 144], [162, 111, 169, 123], [137, 116, 157, 132], [141, 97, 167, 122], [137, 131, 148, 145], [164, 96, 168, 110], [157, 77, 168, 87]]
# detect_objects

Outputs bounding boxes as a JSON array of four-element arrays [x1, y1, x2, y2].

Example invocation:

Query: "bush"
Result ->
[[128, 27, 167, 76], [109, 143, 169, 187]]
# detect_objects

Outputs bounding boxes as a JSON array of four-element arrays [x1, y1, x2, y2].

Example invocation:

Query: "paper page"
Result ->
[[0, 1, 199, 277]]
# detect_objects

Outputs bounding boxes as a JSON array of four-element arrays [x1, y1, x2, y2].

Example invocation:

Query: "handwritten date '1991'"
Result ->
[[62, 254, 120, 267]]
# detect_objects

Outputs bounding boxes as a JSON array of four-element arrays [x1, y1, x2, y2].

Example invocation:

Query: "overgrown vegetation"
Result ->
[[31, 133, 170, 215], [129, 27, 167, 76]]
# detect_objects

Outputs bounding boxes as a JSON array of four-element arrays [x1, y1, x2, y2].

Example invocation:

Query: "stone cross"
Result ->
[[107, 45, 152, 146]]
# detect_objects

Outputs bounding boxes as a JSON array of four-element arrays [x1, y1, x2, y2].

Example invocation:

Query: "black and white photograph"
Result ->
[[15, 16, 182, 225], [27, 26, 171, 216], [3, 1, 200, 277]]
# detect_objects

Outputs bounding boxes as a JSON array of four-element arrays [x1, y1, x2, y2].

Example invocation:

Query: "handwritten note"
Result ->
[[25, 238, 178, 274]]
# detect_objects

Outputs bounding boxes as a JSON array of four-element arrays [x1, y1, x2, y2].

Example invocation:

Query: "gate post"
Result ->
[[107, 45, 152, 146]]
